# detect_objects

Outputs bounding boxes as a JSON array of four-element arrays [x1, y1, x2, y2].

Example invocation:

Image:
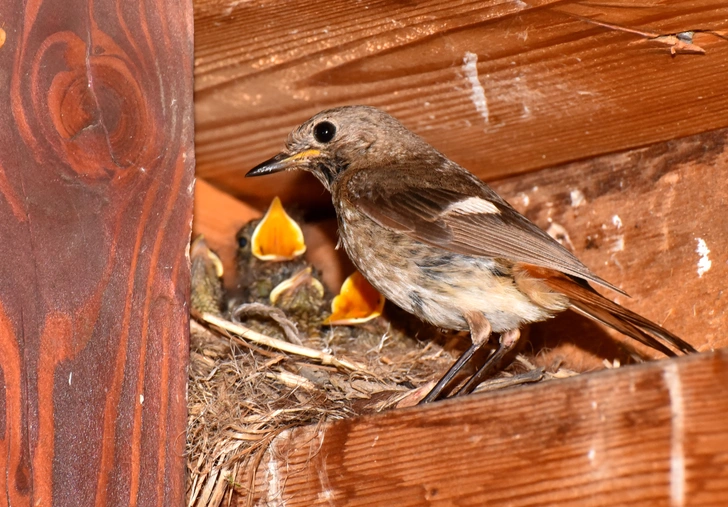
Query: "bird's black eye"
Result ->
[[313, 121, 336, 143], [237, 236, 248, 248]]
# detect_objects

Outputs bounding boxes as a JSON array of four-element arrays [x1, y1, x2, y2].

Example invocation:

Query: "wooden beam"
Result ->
[[0, 1, 194, 504], [193, 0, 728, 209], [251, 350, 728, 505]]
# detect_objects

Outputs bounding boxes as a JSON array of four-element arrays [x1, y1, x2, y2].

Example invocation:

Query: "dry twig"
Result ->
[[201, 312, 368, 372]]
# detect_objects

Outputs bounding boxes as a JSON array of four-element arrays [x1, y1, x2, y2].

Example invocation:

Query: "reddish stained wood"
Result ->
[[250, 350, 728, 506], [194, 0, 728, 209], [0, 1, 194, 505]]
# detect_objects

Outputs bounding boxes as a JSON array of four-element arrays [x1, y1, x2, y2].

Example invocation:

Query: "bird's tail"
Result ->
[[520, 265, 696, 357]]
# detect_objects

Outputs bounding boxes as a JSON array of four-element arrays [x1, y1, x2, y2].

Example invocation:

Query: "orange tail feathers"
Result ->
[[519, 264, 696, 357]]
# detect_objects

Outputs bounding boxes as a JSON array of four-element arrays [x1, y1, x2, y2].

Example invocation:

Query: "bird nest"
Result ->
[[186, 310, 577, 507], [185, 199, 581, 507]]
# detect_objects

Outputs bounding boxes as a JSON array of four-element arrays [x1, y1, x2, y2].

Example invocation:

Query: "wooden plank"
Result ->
[[0, 1, 194, 504], [193, 0, 728, 208], [250, 350, 728, 506]]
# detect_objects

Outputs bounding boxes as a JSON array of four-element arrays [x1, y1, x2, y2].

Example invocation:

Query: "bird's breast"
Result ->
[[335, 205, 568, 333]]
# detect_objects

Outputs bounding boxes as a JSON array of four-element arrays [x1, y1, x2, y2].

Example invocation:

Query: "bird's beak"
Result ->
[[269, 267, 324, 305], [324, 271, 385, 326], [246, 149, 321, 177], [251, 196, 306, 261]]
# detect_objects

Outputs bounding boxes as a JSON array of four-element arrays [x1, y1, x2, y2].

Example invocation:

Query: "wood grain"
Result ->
[[250, 349, 728, 506], [194, 0, 728, 208], [0, 1, 194, 505]]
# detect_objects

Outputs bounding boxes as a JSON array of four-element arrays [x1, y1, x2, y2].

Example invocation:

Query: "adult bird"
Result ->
[[246, 105, 696, 402]]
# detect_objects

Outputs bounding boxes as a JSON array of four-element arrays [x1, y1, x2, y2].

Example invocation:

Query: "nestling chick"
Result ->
[[325, 271, 385, 326], [269, 266, 328, 336], [234, 197, 331, 339], [235, 196, 310, 302], [246, 105, 697, 402], [190, 235, 225, 317]]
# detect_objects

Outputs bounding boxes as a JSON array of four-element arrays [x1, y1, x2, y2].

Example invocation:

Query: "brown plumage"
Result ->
[[190, 236, 225, 317], [246, 105, 696, 402]]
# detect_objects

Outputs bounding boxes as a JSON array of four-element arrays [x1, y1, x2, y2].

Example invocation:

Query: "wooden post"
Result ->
[[0, 1, 194, 505]]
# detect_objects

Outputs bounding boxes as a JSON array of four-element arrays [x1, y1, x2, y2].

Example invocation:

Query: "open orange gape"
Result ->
[[250, 196, 307, 261], [324, 271, 385, 325], [242, 196, 385, 325]]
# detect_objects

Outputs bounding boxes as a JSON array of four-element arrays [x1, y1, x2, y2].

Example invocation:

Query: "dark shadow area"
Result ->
[[527, 310, 641, 367]]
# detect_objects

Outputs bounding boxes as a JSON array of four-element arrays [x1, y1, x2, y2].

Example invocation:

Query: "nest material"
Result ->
[[186, 303, 580, 506], [186, 308, 447, 505]]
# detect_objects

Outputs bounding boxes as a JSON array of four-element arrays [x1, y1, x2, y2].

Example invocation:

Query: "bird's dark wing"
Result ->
[[343, 162, 626, 295]]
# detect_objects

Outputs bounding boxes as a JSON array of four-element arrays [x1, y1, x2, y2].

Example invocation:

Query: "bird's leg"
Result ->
[[419, 312, 492, 404], [456, 328, 521, 396]]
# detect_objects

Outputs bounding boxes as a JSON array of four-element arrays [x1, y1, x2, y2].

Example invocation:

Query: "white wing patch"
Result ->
[[445, 196, 500, 216]]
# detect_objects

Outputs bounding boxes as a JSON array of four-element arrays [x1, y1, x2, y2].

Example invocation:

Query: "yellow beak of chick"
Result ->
[[324, 271, 385, 325], [250, 197, 384, 324], [251, 196, 306, 261]]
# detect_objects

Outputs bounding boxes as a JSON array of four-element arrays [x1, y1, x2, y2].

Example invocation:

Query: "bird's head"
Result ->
[[246, 105, 438, 191]]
